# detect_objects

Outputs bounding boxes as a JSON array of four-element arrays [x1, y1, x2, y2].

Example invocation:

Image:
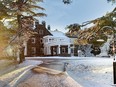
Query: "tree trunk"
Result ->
[[17, 13, 25, 63], [19, 46, 25, 63]]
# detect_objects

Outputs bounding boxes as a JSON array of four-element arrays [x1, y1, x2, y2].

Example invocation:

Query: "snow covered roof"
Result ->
[[43, 29, 69, 39], [43, 35, 53, 38], [50, 29, 68, 38]]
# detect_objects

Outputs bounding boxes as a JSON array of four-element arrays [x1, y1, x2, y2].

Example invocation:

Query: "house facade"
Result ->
[[69, 37, 78, 56], [43, 30, 71, 56], [24, 20, 79, 57], [24, 21, 52, 57]]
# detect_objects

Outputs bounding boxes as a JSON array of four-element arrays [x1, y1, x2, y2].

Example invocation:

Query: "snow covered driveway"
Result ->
[[26, 56, 114, 87], [0, 60, 43, 87], [29, 56, 114, 87], [0, 57, 114, 87]]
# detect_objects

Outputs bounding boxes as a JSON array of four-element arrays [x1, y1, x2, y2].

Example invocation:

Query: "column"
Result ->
[[58, 45, 60, 55], [68, 45, 71, 54]]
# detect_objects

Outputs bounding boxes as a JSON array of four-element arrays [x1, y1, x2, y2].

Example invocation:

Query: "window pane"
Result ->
[[39, 30, 43, 35], [31, 38, 36, 43], [31, 47, 36, 54]]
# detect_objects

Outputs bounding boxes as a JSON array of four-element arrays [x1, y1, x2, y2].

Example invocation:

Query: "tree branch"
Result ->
[[24, 0, 28, 4]]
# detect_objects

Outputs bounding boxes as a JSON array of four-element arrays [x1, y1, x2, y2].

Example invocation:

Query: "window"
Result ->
[[31, 38, 36, 43], [62, 48, 66, 53], [40, 38, 43, 43], [53, 47, 57, 55], [45, 39, 48, 42], [52, 38, 54, 40], [31, 47, 36, 54], [61, 46, 68, 54], [40, 48, 44, 53], [59, 38, 64, 42], [49, 38, 52, 42], [39, 30, 43, 35], [44, 47, 47, 55], [71, 48, 73, 53]]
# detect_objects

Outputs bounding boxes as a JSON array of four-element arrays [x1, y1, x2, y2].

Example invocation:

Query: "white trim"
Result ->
[[68, 45, 71, 54]]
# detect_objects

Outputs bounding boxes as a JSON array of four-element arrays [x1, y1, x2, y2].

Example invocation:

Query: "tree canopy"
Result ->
[[0, 0, 115, 59], [0, 0, 46, 43], [0, 21, 16, 57], [0, 0, 46, 61], [66, 7, 116, 45]]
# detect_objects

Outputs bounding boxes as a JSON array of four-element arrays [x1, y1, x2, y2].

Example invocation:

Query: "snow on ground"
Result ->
[[0, 60, 43, 87], [17, 67, 82, 87], [26, 56, 94, 60], [0, 56, 115, 87], [66, 57, 114, 87], [26, 56, 114, 87]]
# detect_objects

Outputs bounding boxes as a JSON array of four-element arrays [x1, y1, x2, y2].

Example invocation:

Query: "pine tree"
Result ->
[[0, 0, 46, 63]]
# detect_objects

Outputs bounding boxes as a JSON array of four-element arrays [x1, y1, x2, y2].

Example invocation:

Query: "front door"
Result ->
[[51, 46, 58, 56], [60, 45, 68, 56]]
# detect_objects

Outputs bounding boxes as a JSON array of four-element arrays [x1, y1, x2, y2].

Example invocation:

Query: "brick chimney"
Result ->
[[47, 25, 51, 30], [35, 21, 39, 28], [42, 21, 46, 27]]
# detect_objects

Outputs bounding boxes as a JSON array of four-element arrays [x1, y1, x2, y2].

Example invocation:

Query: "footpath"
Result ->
[[0, 59, 82, 87], [0, 60, 43, 87], [17, 66, 82, 87]]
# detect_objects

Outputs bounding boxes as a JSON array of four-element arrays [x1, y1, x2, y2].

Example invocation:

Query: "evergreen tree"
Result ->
[[0, 0, 46, 63], [0, 21, 15, 58]]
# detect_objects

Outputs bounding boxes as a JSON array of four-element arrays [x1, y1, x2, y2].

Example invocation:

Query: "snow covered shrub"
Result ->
[[91, 45, 101, 56]]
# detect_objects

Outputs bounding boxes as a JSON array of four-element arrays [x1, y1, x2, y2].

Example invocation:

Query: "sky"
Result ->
[[38, 0, 116, 32]]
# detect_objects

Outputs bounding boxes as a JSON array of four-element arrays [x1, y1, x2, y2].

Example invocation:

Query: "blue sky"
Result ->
[[38, 0, 116, 32]]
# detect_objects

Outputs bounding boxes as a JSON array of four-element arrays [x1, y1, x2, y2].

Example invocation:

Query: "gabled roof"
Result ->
[[49, 29, 68, 38]]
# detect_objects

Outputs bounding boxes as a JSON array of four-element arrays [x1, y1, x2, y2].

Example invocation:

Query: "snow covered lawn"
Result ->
[[0, 57, 115, 87], [26, 56, 114, 87], [66, 57, 113, 87]]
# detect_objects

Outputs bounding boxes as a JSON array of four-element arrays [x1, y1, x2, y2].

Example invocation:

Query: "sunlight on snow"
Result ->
[[92, 67, 112, 73]]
